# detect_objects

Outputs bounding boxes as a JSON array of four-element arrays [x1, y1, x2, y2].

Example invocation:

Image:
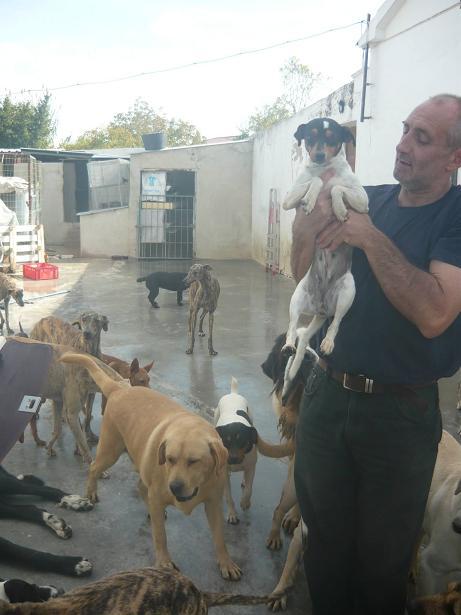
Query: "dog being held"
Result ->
[[137, 271, 189, 308], [214, 377, 258, 524], [281, 118, 368, 395], [59, 351, 241, 580], [0, 567, 269, 614]]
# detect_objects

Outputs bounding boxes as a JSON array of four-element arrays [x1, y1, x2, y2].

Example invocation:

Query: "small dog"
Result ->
[[0, 273, 24, 335], [408, 581, 461, 614], [184, 264, 220, 355], [214, 377, 257, 524], [0, 567, 269, 614], [137, 271, 189, 308], [0, 578, 61, 604], [281, 118, 369, 394]]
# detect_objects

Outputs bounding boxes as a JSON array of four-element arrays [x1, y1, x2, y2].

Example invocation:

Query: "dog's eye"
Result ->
[[166, 456, 176, 465], [187, 459, 198, 466]]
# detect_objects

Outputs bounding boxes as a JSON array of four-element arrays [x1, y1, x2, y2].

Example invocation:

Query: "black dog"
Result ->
[[0, 466, 93, 577], [0, 577, 62, 603], [136, 272, 189, 308]]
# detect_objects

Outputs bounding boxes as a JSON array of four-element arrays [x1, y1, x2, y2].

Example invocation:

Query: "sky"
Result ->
[[1, 0, 385, 145]]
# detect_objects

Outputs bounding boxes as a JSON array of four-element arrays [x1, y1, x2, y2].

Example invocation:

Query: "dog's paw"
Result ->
[[267, 591, 289, 611], [34, 438, 47, 447], [86, 491, 99, 504], [281, 344, 295, 357], [59, 495, 94, 512], [266, 532, 283, 551], [43, 512, 73, 539], [46, 446, 57, 457], [240, 497, 251, 511], [198, 331, 206, 337], [282, 511, 300, 535], [156, 560, 180, 571], [227, 512, 240, 525], [185, 348, 193, 355], [85, 431, 99, 445], [320, 337, 334, 355], [75, 559, 93, 576], [219, 558, 242, 581], [209, 349, 218, 356]]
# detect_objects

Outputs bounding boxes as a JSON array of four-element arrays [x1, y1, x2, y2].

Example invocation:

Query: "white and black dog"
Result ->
[[281, 117, 369, 395], [0, 577, 62, 603], [214, 378, 257, 524]]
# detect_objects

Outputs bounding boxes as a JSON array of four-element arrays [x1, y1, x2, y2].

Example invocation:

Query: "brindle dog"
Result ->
[[184, 264, 220, 356], [0, 567, 269, 614]]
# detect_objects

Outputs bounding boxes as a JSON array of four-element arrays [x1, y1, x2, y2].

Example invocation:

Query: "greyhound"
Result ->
[[184, 264, 220, 356], [0, 273, 24, 335]]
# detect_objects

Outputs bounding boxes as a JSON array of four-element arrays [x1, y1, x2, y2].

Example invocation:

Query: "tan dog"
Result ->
[[0, 567, 269, 614], [59, 351, 242, 581]]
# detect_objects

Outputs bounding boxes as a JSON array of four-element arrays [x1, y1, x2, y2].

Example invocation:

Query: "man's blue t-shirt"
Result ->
[[324, 184, 461, 384]]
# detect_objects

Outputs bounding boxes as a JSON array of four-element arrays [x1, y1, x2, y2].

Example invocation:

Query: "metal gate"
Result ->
[[138, 194, 195, 259]]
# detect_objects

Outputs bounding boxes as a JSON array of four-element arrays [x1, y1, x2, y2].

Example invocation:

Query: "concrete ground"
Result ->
[[1, 257, 460, 614]]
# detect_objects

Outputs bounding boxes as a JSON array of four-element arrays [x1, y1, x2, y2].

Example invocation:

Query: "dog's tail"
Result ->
[[59, 352, 123, 399], [256, 434, 295, 458], [203, 592, 269, 608], [230, 376, 238, 394], [136, 275, 147, 283]]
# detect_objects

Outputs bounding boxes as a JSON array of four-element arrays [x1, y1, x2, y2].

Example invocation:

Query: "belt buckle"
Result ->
[[342, 373, 374, 393]]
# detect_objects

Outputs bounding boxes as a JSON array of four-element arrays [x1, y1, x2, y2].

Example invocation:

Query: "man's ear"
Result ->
[[294, 124, 308, 147], [447, 148, 461, 173], [341, 126, 356, 147]]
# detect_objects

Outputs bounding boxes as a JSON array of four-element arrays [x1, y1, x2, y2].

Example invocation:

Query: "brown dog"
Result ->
[[0, 567, 270, 614], [184, 264, 220, 356], [59, 351, 241, 580], [0, 272, 24, 335]]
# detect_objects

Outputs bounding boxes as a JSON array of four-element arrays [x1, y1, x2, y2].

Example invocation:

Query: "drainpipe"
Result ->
[[360, 13, 372, 122]]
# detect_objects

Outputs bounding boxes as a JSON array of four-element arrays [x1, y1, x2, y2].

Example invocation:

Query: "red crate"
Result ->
[[23, 263, 59, 280]]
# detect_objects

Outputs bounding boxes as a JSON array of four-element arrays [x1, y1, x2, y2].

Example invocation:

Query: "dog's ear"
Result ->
[[455, 479, 461, 496], [250, 426, 258, 445], [341, 126, 356, 147], [101, 316, 109, 332], [294, 124, 308, 147], [142, 360, 154, 373], [158, 440, 167, 465], [208, 439, 228, 476], [71, 320, 82, 330], [130, 358, 140, 375], [203, 264, 213, 271]]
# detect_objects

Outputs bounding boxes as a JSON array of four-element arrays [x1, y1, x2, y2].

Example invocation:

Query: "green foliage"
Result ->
[[62, 99, 205, 150], [238, 56, 322, 138], [0, 94, 55, 148]]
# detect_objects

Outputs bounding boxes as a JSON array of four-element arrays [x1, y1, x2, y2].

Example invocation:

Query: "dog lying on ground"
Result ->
[[59, 351, 241, 580], [30, 312, 109, 445], [0, 466, 93, 577], [0, 578, 61, 604], [214, 377, 257, 524], [184, 264, 220, 356], [0, 273, 24, 335], [137, 271, 189, 308], [417, 430, 461, 595], [408, 581, 461, 614], [281, 118, 368, 396], [10, 337, 125, 464], [0, 567, 269, 614]]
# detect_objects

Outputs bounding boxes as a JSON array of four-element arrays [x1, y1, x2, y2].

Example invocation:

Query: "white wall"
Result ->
[[356, 0, 461, 184], [251, 81, 358, 274], [79, 206, 130, 257]]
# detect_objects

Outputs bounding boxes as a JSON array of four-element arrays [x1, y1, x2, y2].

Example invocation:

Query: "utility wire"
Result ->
[[12, 19, 365, 95]]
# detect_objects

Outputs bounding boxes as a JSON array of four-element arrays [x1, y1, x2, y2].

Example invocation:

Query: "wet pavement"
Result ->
[[1, 257, 460, 614]]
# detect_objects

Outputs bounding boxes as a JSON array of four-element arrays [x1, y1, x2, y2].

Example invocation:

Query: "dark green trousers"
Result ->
[[294, 364, 441, 615]]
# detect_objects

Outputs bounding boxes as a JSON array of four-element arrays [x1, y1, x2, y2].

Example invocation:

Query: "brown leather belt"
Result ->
[[317, 357, 434, 395]]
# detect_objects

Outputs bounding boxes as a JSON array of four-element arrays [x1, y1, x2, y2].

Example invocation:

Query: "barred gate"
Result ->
[[137, 195, 195, 259]]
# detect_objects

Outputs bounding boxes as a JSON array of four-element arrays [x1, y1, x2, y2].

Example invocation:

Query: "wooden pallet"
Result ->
[[0, 224, 45, 272]]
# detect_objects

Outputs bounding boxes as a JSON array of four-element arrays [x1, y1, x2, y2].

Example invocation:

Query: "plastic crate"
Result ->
[[23, 263, 59, 280]]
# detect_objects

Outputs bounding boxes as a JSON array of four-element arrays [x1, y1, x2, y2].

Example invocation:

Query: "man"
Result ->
[[292, 94, 461, 615]]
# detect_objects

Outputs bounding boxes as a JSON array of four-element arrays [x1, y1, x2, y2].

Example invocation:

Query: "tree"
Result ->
[[62, 99, 205, 149], [238, 57, 322, 138], [0, 94, 55, 148]]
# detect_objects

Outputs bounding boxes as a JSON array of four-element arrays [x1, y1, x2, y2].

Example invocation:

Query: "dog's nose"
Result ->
[[228, 456, 241, 465], [315, 152, 326, 163], [169, 480, 185, 496]]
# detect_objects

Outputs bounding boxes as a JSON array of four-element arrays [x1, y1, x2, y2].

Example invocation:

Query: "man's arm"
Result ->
[[317, 211, 461, 338]]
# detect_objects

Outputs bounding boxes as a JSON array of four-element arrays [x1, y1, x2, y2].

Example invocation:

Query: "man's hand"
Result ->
[[316, 210, 378, 252]]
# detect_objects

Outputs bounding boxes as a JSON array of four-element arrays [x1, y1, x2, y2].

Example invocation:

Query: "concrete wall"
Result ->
[[79, 206, 130, 258], [40, 162, 80, 248], [251, 81, 358, 275], [355, 0, 461, 184]]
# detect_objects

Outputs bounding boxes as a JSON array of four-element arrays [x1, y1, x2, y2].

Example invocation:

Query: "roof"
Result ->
[[357, 0, 405, 48], [21, 148, 92, 161]]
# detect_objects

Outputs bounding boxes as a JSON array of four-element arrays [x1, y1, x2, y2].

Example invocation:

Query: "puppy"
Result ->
[[214, 377, 257, 524], [137, 271, 189, 308], [0, 578, 61, 604], [0, 567, 269, 614], [281, 118, 368, 394], [59, 352, 241, 581]]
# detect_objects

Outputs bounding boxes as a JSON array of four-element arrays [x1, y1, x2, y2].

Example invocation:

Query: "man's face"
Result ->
[[393, 99, 460, 191]]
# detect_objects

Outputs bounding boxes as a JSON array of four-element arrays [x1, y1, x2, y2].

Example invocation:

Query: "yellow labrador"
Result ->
[[60, 352, 240, 581]]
